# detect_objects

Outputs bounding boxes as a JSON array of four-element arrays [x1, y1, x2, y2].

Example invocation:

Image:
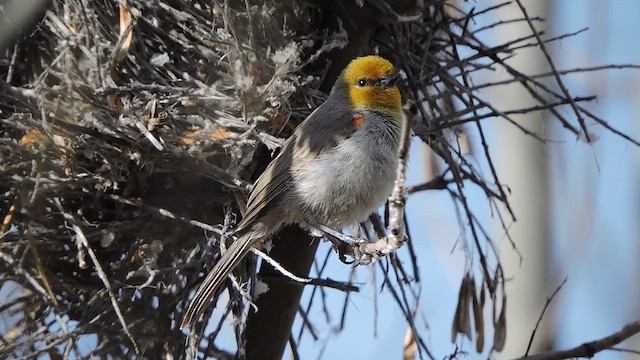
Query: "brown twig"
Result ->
[[524, 278, 568, 356], [25, 230, 59, 307], [406, 172, 455, 193], [516, 320, 640, 360]]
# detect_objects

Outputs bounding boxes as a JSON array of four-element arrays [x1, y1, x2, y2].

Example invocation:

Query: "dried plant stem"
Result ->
[[26, 230, 59, 307]]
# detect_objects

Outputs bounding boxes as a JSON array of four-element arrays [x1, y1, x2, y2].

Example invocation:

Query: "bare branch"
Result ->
[[525, 278, 568, 356], [517, 321, 640, 360]]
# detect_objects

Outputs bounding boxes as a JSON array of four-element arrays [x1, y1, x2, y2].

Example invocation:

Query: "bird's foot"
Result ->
[[303, 218, 367, 264]]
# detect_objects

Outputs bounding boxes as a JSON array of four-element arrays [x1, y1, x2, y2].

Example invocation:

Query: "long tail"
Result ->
[[181, 233, 256, 329]]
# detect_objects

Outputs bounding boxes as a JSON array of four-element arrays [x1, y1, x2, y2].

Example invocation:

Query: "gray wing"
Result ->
[[235, 101, 358, 233]]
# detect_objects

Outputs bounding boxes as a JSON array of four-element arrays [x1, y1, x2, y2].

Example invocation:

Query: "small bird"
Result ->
[[181, 55, 402, 329]]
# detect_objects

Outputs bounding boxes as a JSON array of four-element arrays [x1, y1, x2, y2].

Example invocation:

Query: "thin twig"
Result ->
[[516, 320, 640, 360], [525, 277, 568, 356], [25, 230, 59, 307], [251, 248, 359, 292]]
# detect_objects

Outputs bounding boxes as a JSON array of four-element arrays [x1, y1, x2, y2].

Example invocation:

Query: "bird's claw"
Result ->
[[352, 243, 375, 266], [337, 243, 355, 264], [303, 218, 376, 265]]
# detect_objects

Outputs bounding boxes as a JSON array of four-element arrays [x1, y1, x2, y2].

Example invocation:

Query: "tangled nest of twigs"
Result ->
[[1, 0, 636, 359]]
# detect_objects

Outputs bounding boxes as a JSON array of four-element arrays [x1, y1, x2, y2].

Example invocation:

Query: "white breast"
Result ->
[[292, 117, 399, 228]]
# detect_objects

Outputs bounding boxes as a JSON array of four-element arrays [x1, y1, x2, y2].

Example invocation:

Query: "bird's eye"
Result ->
[[357, 79, 367, 87]]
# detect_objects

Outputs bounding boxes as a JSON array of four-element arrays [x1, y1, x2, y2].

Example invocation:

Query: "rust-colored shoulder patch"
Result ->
[[350, 114, 365, 128]]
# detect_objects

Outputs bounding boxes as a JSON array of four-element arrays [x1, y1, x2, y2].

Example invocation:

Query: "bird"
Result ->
[[181, 55, 403, 329]]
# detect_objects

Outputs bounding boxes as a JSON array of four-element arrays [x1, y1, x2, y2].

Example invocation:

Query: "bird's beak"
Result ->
[[381, 73, 400, 88]]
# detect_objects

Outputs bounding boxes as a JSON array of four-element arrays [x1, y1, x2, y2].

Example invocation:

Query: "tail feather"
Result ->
[[181, 234, 256, 329]]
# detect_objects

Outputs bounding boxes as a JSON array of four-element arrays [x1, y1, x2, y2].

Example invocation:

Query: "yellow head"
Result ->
[[338, 55, 402, 114]]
